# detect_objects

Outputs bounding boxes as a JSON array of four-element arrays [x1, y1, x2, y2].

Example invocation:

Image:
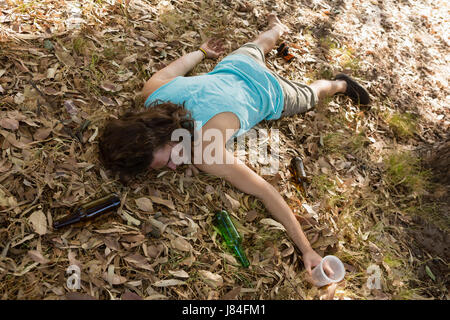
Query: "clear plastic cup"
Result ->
[[311, 255, 346, 287]]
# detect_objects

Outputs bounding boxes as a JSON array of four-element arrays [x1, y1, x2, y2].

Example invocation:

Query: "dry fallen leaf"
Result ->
[[0, 118, 19, 130], [0, 129, 30, 149], [100, 81, 123, 92], [149, 195, 175, 210], [33, 127, 52, 141], [168, 269, 190, 279], [68, 250, 82, 268], [147, 244, 164, 259], [55, 48, 76, 67], [65, 292, 97, 300], [281, 246, 294, 258], [104, 265, 127, 285], [171, 237, 192, 252], [245, 210, 259, 222], [124, 253, 153, 271], [259, 218, 286, 231], [27, 250, 50, 264], [122, 53, 137, 64], [199, 270, 223, 289], [64, 100, 78, 115], [223, 193, 240, 211], [98, 96, 116, 106], [135, 197, 154, 212], [152, 279, 187, 287], [28, 210, 47, 235], [221, 286, 241, 300], [121, 290, 143, 300], [319, 283, 337, 300], [116, 71, 134, 82]]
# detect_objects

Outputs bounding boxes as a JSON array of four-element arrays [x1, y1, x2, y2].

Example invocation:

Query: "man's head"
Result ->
[[149, 141, 179, 170], [98, 101, 193, 184]]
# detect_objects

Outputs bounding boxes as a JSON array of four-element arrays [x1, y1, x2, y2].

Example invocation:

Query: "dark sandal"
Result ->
[[334, 73, 371, 105]]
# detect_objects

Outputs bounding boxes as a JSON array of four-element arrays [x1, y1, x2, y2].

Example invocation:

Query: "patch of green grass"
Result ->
[[394, 288, 423, 300], [328, 193, 348, 208], [371, 220, 388, 235], [317, 96, 334, 110], [72, 37, 87, 55], [89, 53, 100, 71], [338, 48, 360, 72], [405, 203, 449, 232], [322, 131, 345, 154], [273, 284, 297, 300], [328, 111, 352, 127], [384, 151, 430, 195], [164, 251, 185, 269], [318, 66, 334, 79], [84, 78, 99, 95], [387, 112, 417, 137], [184, 271, 200, 285], [232, 271, 254, 288], [322, 131, 369, 155], [319, 36, 360, 73], [350, 132, 370, 152], [311, 174, 335, 197], [320, 36, 338, 50], [310, 173, 351, 207], [103, 47, 117, 60], [103, 42, 127, 60], [383, 254, 403, 268], [306, 66, 334, 86], [85, 53, 105, 91], [17, 0, 37, 13]]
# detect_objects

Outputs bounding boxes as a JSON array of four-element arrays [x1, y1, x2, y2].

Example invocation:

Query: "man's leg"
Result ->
[[226, 13, 288, 67], [311, 74, 371, 105], [252, 14, 370, 109], [309, 79, 347, 101], [253, 14, 289, 55], [253, 15, 347, 101]]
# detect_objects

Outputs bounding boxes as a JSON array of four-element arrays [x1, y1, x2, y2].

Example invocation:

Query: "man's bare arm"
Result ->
[[195, 149, 314, 254], [141, 38, 225, 98], [195, 148, 324, 273], [141, 50, 205, 98], [154, 50, 205, 80]]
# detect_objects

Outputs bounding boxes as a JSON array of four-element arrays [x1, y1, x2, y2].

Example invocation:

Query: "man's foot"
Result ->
[[267, 13, 289, 36], [334, 73, 371, 105]]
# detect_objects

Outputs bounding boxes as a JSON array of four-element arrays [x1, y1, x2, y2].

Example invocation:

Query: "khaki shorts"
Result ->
[[228, 42, 318, 117]]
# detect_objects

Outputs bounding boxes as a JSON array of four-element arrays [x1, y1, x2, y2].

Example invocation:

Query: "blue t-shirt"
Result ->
[[144, 54, 284, 137]]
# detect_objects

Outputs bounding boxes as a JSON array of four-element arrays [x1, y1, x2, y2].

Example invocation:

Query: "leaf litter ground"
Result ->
[[0, 0, 448, 300]]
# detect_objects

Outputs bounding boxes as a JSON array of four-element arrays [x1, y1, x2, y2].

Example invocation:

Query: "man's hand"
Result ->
[[200, 38, 226, 59], [303, 249, 338, 287], [302, 249, 323, 276]]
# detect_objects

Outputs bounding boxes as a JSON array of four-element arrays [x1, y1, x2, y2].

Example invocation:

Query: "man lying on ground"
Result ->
[[98, 14, 371, 275]]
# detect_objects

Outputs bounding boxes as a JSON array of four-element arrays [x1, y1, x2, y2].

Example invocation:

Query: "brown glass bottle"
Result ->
[[277, 42, 295, 62], [53, 193, 121, 229], [289, 157, 309, 197]]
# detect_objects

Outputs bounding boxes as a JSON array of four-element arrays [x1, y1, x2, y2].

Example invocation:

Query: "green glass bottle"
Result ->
[[213, 210, 250, 268], [289, 156, 309, 198], [53, 193, 121, 229]]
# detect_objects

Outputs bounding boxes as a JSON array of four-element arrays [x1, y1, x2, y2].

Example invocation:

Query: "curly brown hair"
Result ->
[[98, 101, 194, 184]]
